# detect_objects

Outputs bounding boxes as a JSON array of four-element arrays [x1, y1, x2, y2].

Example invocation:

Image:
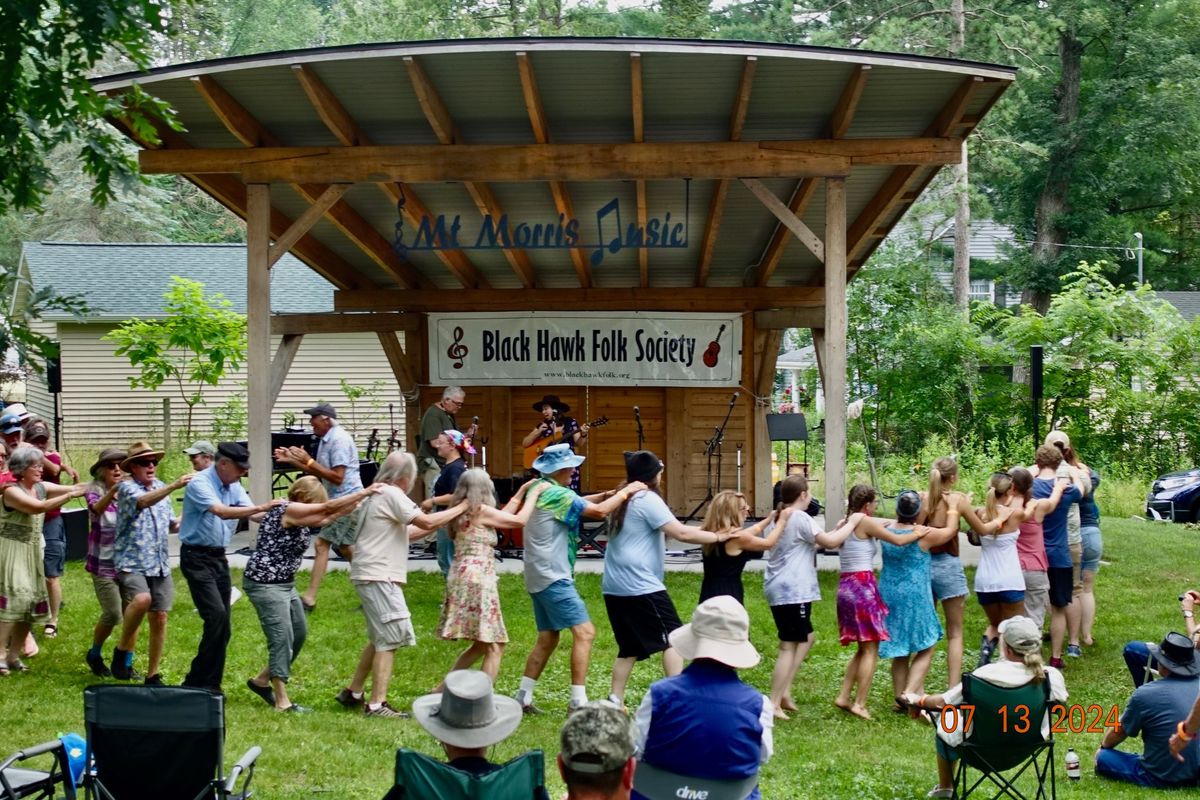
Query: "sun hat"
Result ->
[[443, 429, 476, 456], [89, 448, 127, 477], [184, 440, 216, 457], [217, 442, 251, 470], [668, 595, 760, 669], [0, 413, 23, 435], [532, 443, 585, 475], [624, 450, 663, 484], [532, 395, 570, 413], [1149, 632, 1200, 676], [560, 702, 636, 775], [997, 616, 1042, 656], [302, 403, 337, 419], [412, 670, 523, 749], [3, 403, 30, 421], [121, 441, 165, 466], [895, 489, 922, 522], [23, 419, 50, 442]]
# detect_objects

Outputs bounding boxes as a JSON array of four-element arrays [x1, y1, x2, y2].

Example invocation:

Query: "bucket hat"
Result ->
[[668, 595, 760, 669], [532, 443, 585, 474], [412, 670, 522, 749]]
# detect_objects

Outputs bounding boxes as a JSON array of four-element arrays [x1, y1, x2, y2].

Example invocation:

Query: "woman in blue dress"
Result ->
[[878, 489, 960, 716]]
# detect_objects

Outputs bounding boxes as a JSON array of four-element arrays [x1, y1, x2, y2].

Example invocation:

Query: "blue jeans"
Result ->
[[1095, 749, 1160, 788], [1123, 641, 1158, 687], [436, 528, 455, 577]]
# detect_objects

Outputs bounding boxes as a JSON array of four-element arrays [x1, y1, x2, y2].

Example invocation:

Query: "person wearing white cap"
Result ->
[[902, 615, 1067, 799], [183, 441, 216, 472], [513, 443, 645, 715], [630, 595, 773, 800]]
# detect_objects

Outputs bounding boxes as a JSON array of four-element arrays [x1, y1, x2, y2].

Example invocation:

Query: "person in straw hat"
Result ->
[[630, 595, 773, 800], [111, 441, 193, 684], [82, 447, 127, 677], [409, 669, 525, 778]]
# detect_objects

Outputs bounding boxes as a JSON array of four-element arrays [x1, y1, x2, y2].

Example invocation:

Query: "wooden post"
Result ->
[[404, 318, 426, 496], [665, 388, 687, 514], [247, 184, 273, 511], [162, 398, 171, 452], [489, 386, 513, 477], [824, 177, 848, 525]]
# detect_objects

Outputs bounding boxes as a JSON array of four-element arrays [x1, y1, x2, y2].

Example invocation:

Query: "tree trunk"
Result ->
[[1025, 26, 1084, 314], [949, 0, 970, 311]]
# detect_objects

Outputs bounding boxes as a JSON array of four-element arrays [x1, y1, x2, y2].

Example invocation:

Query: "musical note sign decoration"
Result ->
[[428, 312, 742, 388], [393, 183, 690, 267]]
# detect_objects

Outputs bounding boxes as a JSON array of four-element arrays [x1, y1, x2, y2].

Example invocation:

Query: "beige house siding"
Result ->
[[22, 320, 57, 425], [36, 323, 406, 449]]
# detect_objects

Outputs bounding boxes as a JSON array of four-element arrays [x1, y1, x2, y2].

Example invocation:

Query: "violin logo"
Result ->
[[446, 326, 468, 369]]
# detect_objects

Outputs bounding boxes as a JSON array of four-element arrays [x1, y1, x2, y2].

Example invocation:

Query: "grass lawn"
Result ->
[[3, 516, 1200, 798]]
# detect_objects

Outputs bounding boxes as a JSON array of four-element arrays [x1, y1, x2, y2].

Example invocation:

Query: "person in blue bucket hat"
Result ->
[[512, 444, 646, 715]]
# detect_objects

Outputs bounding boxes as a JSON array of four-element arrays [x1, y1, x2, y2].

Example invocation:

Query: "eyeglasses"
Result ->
[[130, 459, 159, 467]]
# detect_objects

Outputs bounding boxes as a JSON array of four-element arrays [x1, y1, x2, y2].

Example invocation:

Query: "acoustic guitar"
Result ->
[[523, 417, 609, 470], [703, 324, 726, 368]]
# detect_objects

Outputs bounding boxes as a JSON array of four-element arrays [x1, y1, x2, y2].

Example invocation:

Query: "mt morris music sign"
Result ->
[[428, 312, 743, 387]]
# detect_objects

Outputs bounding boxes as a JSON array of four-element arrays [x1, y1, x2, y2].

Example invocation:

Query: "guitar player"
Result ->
[[522, 395, 590, 491]]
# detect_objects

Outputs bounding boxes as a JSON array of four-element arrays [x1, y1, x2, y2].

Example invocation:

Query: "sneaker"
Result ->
[[926, 787, 954, 799], [335, 688, 364, 708], [1066, 644, 1083, 658], [604, 694, 626, 711], [1049, 657, 1066, 669], [144, 674, 166, 686], [978, 635, 994, 667], [247, 679, 275, 707], [514, 690, 543, 715], [110, 650, 132, 681], [364, 701, 409, 718], [568, 699, 587, 714], [85, 650, 111, 678], [279, 703, 313, 714]]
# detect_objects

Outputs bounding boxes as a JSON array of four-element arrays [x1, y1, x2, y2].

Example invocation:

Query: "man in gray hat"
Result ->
[[275, 402, 363, 611], [1099, 630, 1200, 787], [559, 703, 636, 799], [410, 669, 525, 777], [184, 440, 216, 472]]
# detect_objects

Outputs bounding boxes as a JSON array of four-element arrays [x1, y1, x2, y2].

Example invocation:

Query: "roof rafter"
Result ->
[[630, 53, 648, 288], [400, 57, 536, 288], [191, 74, 427, 289], [696, 55, 757, 288], [516, 51, 592, 289], [846, 75, 982, 267], [336, 286, 824, 313], [290, 65, 488, 290], [828, 65, 871, 139]]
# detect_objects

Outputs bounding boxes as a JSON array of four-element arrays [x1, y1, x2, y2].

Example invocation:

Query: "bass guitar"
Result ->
[[523, 417, 609, 470]]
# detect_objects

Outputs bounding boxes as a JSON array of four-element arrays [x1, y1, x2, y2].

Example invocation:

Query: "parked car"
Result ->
[[1146, 469, 1200, 521]]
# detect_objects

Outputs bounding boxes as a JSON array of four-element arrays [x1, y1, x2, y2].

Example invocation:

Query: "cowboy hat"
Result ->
[[669, 595, 760, 669], [1149, 631, 1200, 677], [121, 441, 165, 466], [412, 670, 522, 749], [532, 395, 570, 413], [532, 443, 585, 475]]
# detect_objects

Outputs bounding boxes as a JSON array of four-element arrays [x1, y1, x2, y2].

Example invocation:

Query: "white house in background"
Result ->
[[9, 242, 406, 447], [777, 345, 822, 413], [928, 219, 1024, 307]]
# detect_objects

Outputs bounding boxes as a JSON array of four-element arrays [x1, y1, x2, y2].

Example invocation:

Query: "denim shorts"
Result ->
[[42, 514, 66, 578], [977, 589, 1025, 605], [930, 552, 968, 601], [1080, 526, 1102, 573], [531, 579, 590, 632]]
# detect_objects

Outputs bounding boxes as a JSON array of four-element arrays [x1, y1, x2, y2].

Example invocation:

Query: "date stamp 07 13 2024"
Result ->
[[937, 704, 1122, 735]]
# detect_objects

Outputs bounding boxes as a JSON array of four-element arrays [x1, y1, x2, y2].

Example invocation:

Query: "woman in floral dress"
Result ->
[[438, 470, 545, 681]]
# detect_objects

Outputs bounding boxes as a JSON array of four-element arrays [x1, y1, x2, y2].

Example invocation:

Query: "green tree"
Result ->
[[104, 277, 247, 438], [0, 268, 88, 384], [0, 0, 180, 212]]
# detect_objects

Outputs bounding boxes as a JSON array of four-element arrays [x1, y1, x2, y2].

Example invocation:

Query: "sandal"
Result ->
[[301, 599, 316, 614], [8, 659, 28, 672], [0, 662, 9, 677], [43, 623, 58, 639]]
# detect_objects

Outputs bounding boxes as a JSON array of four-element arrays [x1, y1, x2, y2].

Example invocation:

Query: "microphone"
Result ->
[[634, 405, 641, 420], [729, 391, 739, 407]]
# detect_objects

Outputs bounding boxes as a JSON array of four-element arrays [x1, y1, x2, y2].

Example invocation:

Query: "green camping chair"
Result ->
[[952, 673, 1056, 800], [385, 749, 549, 800]]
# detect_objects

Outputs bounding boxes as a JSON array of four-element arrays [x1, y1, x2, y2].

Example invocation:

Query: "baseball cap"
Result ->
[[998, 616, 1042, 655], [302, 403, 337, 419], [560, 702, 636, 775], [23, 419, 50, 442], [184, 440, 216, 456], [0, 413, 22, 435]]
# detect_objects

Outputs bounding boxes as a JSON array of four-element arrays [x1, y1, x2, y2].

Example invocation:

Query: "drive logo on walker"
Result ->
[[429, 312, 742, 388]]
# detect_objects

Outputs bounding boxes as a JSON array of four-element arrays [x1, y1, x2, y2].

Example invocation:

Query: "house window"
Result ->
[[969, 279, 992, 303]]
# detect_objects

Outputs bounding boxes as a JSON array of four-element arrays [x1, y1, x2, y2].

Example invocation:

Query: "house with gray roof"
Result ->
[[9, 242, 406, 446]]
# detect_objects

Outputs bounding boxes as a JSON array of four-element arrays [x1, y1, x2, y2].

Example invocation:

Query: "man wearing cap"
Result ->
[[560, 702, 637, 799], [515, 443, 645, 714], [112, 441, 192, 683], [1098, 631, 1200, 788], [184, 440, 216, 472], [902, 615, 1067, 799], [179, 442, 283, 692], [0, 411, 24, 454], [274, 403, 364, 611], [630, 596, 772, 800], [418, 387, 476, 500]]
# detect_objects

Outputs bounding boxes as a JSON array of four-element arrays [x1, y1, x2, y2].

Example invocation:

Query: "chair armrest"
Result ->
[[0, 739, 62, 771], [224, 746, 262, 799]]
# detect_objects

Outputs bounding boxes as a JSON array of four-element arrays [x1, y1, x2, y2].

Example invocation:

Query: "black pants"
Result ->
[[180, 545, 231, 691]]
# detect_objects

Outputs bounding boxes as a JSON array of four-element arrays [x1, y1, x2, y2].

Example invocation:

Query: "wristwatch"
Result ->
[[1184, 610, 1194, 619]]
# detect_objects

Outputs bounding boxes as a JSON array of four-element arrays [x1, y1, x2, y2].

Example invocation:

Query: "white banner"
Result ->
[[428, 312, 742, 387]]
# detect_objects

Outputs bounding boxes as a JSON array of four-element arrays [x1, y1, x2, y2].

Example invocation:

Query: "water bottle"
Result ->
[[1065, 748, 1081, 780]]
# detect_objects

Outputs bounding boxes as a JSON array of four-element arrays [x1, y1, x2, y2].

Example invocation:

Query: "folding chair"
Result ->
[[952, 674, 1056, 800], [0, 739, 74, 800], [384, 748, 549, 800], [83, 685, 260, 800]]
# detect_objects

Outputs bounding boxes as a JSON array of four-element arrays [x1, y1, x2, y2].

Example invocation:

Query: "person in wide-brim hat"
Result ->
[[89, 448, 127, 478], [532, 395, 570, 414], [121, 441, 165, 466], [412, 670, 523, 774], [532, 443, 585, 475], [669, 594, 761, 669]]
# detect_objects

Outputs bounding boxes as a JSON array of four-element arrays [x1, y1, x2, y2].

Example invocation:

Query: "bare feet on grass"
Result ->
[[781, 696, 799, 712]]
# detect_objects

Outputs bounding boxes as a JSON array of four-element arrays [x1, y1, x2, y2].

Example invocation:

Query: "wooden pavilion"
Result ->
[[95, 38, 1014, 522]]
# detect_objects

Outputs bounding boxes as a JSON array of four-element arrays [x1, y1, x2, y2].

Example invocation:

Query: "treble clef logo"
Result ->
[[447, 326, 468, 369]]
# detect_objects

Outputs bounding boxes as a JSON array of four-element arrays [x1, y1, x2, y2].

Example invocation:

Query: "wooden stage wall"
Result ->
[[415, 385, 757, 516]]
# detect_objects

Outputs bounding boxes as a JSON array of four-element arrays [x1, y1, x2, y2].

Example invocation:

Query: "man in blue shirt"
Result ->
[[1097, 631, 1200, 788], [1030, 445, 1082, 669], [179, 442, 281, 692]]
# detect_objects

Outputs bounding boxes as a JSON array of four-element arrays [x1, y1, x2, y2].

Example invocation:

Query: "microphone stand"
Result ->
[[683, 393, 738, 522], [634, 407, 645, 450]]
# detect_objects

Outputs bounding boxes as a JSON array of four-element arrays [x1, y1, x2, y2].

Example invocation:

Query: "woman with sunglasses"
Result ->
[[83, 448, 128, 677]]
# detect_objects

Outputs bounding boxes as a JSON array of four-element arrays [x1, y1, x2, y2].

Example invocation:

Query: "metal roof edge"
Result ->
[[92, 36, 1017, 92]]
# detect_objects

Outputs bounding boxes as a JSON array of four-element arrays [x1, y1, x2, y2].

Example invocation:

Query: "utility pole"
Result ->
[[1134, 232, 1144, 285]]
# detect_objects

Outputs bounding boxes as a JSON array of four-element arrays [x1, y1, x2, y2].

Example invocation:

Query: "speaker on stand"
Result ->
[[47, 356, 62, 451]]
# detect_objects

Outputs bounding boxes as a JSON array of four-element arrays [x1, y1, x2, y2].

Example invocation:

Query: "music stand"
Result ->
[[766, 413, 809, 475]]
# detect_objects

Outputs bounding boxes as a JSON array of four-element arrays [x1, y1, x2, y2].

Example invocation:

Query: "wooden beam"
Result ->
[[247, 184, 272, 516], [631, 53, 648, 287], [812, 328, 827, 401], [847, 77, 982, 263], [336, 286, 823, 313], [376, 331, 417, 395], [192, 74, 427, 290], [742, 179, 824, 263], [756, 329, 783, 397], [268, 184, 348, 267], [141, 138, 962, 183], [516, 52, 591, 288], [664, 388, 687, 514], [399, 58, 533, 288], [824, 177, 848, 526], [828, 65, 871, 139], [754, 178, 818, 287], [755, 307, 825, 329], [270, 313, 420, 336], [269, 334, 304, 403]]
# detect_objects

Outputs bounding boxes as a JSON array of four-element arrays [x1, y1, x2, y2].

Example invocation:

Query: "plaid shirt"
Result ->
[[114, 479, 174, 577], [84, 489, 118, 579]]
